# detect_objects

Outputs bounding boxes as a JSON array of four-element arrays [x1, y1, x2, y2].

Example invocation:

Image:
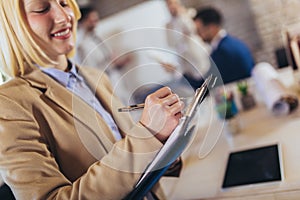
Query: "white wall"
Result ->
[[95, 1, 170, 43]]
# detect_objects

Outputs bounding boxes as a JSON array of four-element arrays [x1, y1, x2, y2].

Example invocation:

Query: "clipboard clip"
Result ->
[[185, 74, 217, 118]]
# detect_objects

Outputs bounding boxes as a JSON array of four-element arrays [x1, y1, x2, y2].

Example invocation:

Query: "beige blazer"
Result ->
[[0, 66, 167, 199]]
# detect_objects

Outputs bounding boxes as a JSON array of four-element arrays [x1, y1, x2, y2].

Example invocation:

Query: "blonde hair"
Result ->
[[0, 0, 81, 77]]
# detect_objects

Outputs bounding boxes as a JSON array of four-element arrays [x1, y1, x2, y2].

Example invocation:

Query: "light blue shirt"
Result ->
[[41, 61, 122, 141]]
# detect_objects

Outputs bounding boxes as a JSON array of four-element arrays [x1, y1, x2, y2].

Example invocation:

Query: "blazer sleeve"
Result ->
[[0, 92, 164, 200]]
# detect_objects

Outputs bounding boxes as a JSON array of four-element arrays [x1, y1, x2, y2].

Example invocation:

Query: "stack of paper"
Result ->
[[252, 62, 298, 115]]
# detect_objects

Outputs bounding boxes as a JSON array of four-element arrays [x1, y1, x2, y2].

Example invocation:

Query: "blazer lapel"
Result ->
[[22, 69, 116, 148], [78, 67, 111, 112], [77, 67, 133, 137]]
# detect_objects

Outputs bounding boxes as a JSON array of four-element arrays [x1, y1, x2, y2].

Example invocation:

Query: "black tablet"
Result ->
[[222, 144, 283, 188]]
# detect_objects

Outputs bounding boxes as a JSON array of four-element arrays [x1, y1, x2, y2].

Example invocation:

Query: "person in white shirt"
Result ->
[[164, 0, 211, 88], [74, 6, 131, 70], [132, 0, 211, 103], [73, 6, 131, 102]]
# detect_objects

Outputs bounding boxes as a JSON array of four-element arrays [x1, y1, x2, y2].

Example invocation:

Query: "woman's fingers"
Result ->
[[140, 86, 185, 142]]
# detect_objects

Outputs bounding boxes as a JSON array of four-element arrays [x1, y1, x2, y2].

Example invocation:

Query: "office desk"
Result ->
[[160, 67, 300, 200]]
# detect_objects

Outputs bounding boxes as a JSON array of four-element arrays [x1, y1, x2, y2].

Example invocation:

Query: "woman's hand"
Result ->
[[140, 87, 184, 143]]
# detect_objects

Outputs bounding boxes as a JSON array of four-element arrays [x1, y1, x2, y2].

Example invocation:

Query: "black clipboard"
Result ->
[[123, 75, 216, 200]]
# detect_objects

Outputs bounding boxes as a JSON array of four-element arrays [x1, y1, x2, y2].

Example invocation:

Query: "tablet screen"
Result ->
[[222, 144, 282, 188]]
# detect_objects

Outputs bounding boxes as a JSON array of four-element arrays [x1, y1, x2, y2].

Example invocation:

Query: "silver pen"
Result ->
[[118, 103, 146, 112], [118, 75, 217, 113], [118, 97, 187, 112]]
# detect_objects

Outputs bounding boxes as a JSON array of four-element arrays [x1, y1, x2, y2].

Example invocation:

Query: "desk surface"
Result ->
[[160, 67, 300, 199]]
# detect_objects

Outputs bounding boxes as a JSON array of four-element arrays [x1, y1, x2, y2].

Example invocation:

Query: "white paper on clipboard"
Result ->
[[135, 75, 216, 188]]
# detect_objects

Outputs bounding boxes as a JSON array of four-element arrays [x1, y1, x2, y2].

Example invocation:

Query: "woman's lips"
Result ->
[[51, 28, 71, 39]]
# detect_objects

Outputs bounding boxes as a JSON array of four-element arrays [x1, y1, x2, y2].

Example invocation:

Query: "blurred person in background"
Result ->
[[162, 0, 211, 90], [193, 7, 255, 84], [74, 6, 131, 72], [133, 0, 211, 103], [73, 6, 132, 103]]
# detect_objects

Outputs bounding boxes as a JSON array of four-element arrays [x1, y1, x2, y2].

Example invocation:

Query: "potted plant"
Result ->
[[215, 90, 240, 135], [237, 81, 256, 110]]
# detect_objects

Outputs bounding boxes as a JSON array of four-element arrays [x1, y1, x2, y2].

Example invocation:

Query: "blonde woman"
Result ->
[[0, 0, 184, 199]]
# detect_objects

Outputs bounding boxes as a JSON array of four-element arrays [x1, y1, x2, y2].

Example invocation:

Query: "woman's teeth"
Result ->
[[53, 29, 70, 37]]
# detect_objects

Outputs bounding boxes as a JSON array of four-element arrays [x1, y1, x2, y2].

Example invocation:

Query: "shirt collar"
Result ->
[[211, 29, 227, 50], [40, 60, 83, 87]]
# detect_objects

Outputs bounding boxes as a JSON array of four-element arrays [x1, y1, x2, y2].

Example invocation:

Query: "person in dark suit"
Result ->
[[193, 7, 255, 84]]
